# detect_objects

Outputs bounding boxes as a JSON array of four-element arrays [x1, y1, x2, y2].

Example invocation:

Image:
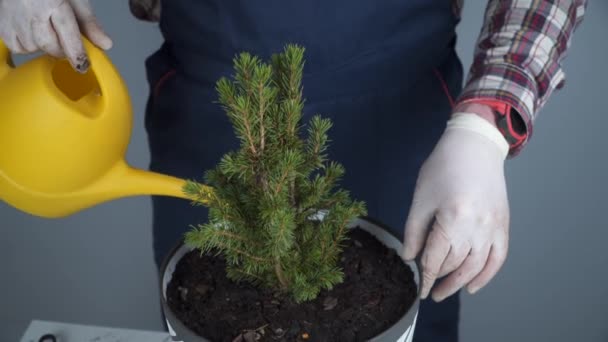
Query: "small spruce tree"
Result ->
[[182, 45, 367, 303]]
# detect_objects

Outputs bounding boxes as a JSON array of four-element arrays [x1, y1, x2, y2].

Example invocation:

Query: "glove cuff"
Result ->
[[447, 112, 510, 159]]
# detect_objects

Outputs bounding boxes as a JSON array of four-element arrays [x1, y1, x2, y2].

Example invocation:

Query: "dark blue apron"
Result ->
[[144, 1, 463, 340]]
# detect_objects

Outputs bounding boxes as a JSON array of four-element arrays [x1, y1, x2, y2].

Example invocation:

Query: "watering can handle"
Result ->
[[0, 37, 129, 112], [80, 37, 131, 116]]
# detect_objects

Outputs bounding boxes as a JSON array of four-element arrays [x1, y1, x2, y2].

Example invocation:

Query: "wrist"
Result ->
[[447, 113, 510, 160], [453, 99, 528, 157], [453, 102, 498, 128]]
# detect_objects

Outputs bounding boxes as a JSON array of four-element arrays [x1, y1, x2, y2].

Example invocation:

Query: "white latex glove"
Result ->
[[0, 0, 112, 72], [403, 112, 511, 302]]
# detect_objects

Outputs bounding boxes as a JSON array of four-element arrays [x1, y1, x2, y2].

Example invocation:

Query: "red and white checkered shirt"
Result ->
[[453, 0, 587, 155], [130, 0, 588, 156]]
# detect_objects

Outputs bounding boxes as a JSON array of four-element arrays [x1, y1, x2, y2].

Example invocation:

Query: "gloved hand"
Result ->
[[0, 0, 112, 73], [403, 111, 511, 302]]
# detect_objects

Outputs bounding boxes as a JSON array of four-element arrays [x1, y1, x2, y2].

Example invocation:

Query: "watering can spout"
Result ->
[[102, 162, 191, 200], [63, 162, 214, 217], [0, 161, 214, 218], [91, 162, 215, 206]]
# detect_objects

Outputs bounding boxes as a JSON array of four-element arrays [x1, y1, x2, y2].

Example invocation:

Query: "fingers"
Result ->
[[50, 2, 88, 72], [438, 241, 470, 278], [7, 20, 36, 53], [15, 28, 36, 52], [79, 17, 112, 50], [419, 223, 451, 299], [6, 36, 27, 54], [0, 0, 108, 66], [402, 195, 434, 261], [466, 239, 508, 294], [431, 244, 491, 302], [70, 0, 112, 50], [32, 18, 63, 57]]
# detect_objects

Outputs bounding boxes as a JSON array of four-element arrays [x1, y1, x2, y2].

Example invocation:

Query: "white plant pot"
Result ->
[[159, 217, 420, 341]]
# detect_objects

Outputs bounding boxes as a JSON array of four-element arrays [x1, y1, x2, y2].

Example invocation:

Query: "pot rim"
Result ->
[[159, 216, 421, 341]]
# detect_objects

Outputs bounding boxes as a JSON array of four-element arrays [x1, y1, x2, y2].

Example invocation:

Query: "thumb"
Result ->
[[402, 197, 434, 261], [71, 0, 113, 50], [80, 18, 112, 50]]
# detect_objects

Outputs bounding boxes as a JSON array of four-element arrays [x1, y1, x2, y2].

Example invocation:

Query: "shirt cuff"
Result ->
[[455, 63, 537, 157]]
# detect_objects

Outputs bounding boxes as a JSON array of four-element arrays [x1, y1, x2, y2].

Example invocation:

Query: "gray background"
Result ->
[[1, 1, 606, 341]]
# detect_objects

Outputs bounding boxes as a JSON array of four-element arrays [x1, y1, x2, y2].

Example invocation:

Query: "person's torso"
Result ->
[[153, 1, 457, 89], [144, 0, 464, 178]]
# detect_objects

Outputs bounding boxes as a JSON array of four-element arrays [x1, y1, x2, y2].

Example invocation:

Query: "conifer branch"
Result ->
[[213, 230, 261, 246], [258, 83, 266, 152], [227, 267, 265, 283], [273, 166, 290, 195], [215, 242, 268, 263], [274, 258, 289, 289], [241, 105, 258, 156], [329, 216, 352, 259]]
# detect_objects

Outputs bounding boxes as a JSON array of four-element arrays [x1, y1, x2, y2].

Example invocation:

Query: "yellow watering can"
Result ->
[[0, 38, 212, 218]]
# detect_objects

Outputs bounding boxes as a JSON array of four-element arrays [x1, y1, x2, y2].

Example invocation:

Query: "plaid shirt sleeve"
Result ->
[[455, 0, 588, 156]]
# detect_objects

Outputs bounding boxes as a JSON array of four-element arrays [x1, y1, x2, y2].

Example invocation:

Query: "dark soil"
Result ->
[[166, 227, 417, 341]]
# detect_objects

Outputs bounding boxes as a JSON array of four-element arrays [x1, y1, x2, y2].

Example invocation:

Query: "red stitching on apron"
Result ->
[[433, 68, 454, 108], [154, 69, 176, 98]]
